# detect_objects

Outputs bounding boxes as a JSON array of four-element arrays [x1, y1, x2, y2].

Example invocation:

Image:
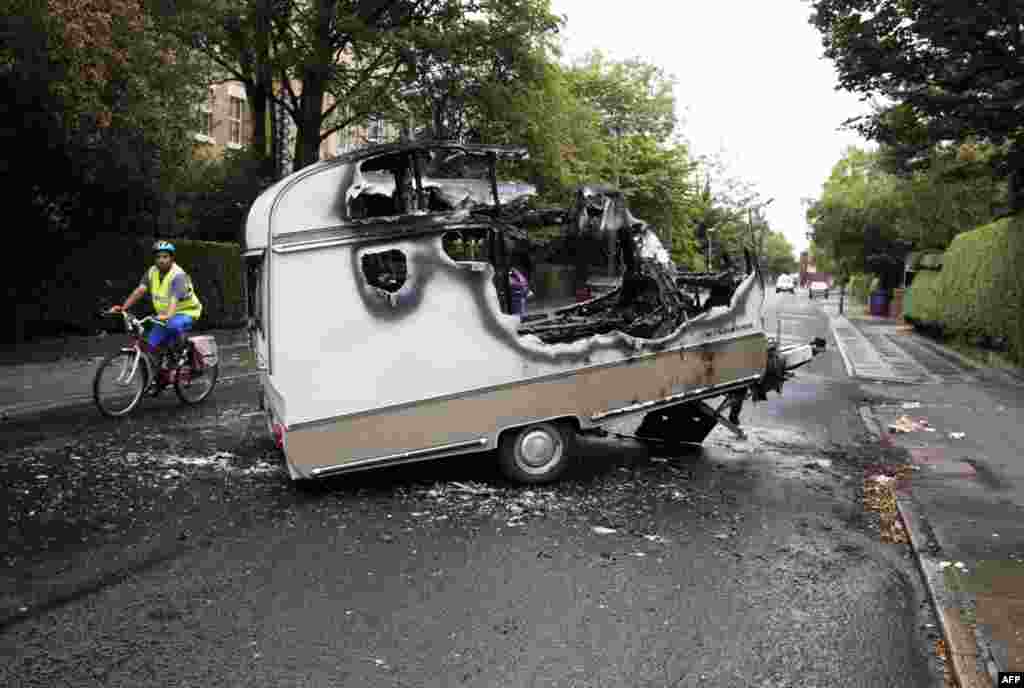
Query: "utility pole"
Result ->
[[750, 198, 774, 272]]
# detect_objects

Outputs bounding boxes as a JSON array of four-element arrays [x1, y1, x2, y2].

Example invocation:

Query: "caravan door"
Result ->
[[245, 250, 268, 372]]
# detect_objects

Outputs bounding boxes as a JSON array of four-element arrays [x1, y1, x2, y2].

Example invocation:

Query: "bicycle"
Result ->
[[93, 310, 220, 418]]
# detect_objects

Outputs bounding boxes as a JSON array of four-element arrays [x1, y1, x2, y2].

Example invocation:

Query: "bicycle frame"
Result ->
[[113, 312, 167, 386]]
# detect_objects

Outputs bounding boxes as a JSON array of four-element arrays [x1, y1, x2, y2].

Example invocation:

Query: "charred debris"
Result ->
[[347, 144, 756, 345]]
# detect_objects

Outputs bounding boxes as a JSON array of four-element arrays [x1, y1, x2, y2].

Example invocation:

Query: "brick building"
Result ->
[[798, 250, 831, 287], [192, 81, 400, 172]]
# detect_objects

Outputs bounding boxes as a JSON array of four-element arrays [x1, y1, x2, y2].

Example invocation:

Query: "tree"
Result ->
[[761, 231, 798, 276], [2, 0, 211, 342], [564, 51, 677, 187], [470, 59, 609, 199], [1, 0, 209, 238], [150, 0, 287, 176], [398, 0, 562, 142], [807, 144, 1004, 280], [809, 0, 1024, 211], [158, 0, 454, 172]]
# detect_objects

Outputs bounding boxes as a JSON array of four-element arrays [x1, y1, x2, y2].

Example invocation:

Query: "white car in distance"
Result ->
[[775, 274, 795, 294]]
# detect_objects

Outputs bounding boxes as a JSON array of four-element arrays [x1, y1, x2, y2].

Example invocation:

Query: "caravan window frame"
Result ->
[[245, 251, 265, 334]]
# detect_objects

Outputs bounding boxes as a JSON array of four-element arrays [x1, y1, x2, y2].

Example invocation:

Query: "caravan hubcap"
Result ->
[[519, 428, 558, 468]]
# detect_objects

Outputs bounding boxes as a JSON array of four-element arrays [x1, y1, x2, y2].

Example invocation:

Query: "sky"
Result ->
[[549, 0, 872, 256]]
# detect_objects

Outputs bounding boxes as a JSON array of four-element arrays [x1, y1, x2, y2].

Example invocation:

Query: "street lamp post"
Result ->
[[757, 198, 774, 258], [706, 228, 717, 272]]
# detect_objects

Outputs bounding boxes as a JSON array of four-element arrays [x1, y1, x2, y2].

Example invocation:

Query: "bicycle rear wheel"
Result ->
[[174, 359, 219, 405], [93, 350, 147, 417]]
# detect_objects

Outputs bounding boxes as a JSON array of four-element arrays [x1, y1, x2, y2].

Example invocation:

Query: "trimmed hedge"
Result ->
[[905, 217, 1024, 363], [907, 250, 944, 271], [918, 252, 944, 270], [903, 270, 943, 324], [29, 236, 244, 338]]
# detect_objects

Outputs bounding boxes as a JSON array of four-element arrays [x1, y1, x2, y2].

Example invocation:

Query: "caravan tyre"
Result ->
[[498, 421, 574, 484]]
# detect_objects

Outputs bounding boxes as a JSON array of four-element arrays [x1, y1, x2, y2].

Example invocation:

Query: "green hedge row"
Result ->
[[23, 236, 244, 338], [905, 217, 1024, 362], [903, 270, 943, 323]]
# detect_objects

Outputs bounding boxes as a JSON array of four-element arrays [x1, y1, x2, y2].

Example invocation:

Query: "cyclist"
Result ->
[[110, 241, 203, 366]]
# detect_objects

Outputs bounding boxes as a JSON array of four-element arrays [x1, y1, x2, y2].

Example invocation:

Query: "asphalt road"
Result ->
[[0, 292, 945, 687]]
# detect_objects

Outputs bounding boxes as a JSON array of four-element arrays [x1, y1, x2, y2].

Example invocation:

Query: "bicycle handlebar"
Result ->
[[100, 310, 167, 331]]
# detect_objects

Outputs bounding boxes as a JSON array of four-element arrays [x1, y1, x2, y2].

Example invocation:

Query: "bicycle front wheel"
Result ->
[[93, 350, 147, 417]]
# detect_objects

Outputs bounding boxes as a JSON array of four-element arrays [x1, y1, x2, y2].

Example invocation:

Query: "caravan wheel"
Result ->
[[498, 421, 574, 484]]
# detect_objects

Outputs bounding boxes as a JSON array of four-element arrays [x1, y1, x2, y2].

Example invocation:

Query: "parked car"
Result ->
[[775, 275, 795, 293], [808, 281, 830, 299]]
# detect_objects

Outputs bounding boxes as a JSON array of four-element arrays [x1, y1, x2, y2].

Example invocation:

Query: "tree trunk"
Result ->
[[293, 85, 325, 171], [1010, 167, 1024, 214], [251, 0, 274, 168], [248, 85, 269, 162], [291, 0, 335, 172]]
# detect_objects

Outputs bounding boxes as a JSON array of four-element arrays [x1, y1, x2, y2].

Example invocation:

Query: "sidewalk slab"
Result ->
[[860, 379, 1024, 685], [0, 335, 256, 419], [0, 327, 249, 368], [829, 314, 909, 382]]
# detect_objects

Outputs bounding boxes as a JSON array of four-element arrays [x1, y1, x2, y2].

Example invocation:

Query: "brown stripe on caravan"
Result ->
[[283, 333, 767, 478]]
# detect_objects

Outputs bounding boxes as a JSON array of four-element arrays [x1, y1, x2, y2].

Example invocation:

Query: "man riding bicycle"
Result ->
[[109, 241, 203, 364]]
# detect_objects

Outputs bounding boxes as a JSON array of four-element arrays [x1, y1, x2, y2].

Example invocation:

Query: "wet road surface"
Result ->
[[0, 292, 945, 687]]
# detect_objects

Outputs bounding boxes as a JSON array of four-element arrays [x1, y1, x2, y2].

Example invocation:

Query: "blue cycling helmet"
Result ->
[[153, 240, 175, 254]]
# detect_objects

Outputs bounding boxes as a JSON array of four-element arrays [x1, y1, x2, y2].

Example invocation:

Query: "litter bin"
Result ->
[[869, 291, 889, 317]]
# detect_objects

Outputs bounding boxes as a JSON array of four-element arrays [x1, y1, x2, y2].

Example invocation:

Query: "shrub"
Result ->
[[32, 236, 244, 338], [904, 270, 944, 326], [936, 217, 1024, 363]]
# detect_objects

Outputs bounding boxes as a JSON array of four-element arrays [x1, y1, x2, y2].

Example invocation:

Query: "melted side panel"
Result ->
[[282, 333, 767, 477], [269, 231, 765, 427]]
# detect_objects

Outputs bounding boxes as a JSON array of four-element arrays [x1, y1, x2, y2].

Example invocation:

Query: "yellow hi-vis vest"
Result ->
[[148, 264, 202, 319]]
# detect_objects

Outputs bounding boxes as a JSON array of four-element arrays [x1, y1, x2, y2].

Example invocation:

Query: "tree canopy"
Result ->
[[805, 143, 1003, 282], [2, 0, 209, 240], [809, 0, 1024, 210]]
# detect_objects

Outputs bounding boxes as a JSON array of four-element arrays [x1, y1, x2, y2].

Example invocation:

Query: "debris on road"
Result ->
[[887, 416, 933, 434], [592, 526, 617, 535], [949, 432, 966, 440], [902, 402, 922, 410], [863, 464, 913, 544], [449, 481, 496, 495]]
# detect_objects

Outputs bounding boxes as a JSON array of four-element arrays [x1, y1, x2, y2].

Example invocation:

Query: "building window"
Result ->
[[229, 96, 244, 146], [193, 88, 215, 143]]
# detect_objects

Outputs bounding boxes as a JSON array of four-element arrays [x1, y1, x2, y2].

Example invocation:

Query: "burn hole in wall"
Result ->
[[361, 248, 407, 293]]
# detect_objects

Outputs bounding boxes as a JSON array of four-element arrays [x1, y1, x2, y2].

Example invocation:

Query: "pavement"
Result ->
[[0, 327, 254, 419], [824, 295, 1024, 687]]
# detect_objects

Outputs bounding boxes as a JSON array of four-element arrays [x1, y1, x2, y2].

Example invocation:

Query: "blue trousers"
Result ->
[[147, 314, 194, 350]]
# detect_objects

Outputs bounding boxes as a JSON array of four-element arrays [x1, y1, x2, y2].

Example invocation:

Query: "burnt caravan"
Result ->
[[244, 141, 823, 484]]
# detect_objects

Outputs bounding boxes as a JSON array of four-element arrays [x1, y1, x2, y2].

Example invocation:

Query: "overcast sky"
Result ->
[[550, 0, 872, 256]]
